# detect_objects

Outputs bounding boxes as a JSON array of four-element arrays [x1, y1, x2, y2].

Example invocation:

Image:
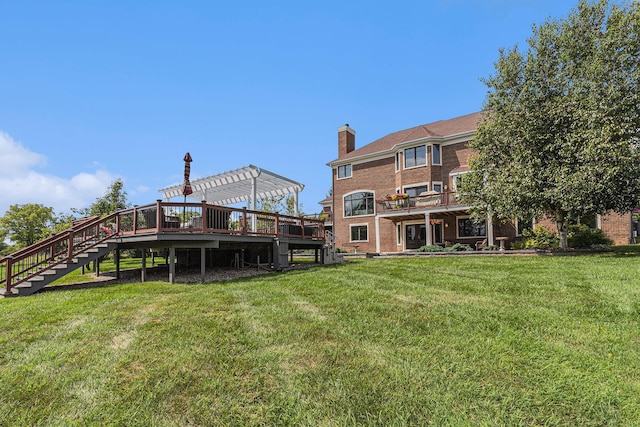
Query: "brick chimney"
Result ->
[[338, 124, 355, 157]]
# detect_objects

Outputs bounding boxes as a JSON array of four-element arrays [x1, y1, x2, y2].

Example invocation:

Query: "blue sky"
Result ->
[[0, 0, 580, 216]]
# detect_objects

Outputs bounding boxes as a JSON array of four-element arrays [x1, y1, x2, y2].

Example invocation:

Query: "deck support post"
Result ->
[[115, 249, 121, 280], [141, 249, 147, 282], [200, 247, 206, 283], [169, 247, 176, 284]]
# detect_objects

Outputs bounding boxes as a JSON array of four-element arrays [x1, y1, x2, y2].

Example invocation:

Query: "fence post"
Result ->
[[201, 200, 207, 232], [133, 206, 138, 234], [275, 216, 280, 237], [67, 229, 75, 260], [242, 208, 247, 235], [4, 256, 13, 295], [156, 200, 163, 232], [301, 218, 305, 239]]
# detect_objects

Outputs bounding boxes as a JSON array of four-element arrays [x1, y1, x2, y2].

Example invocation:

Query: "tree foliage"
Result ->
[[73, 179, 131, 218], [0, 204, 55, 248], [462, 0, 640, 247], [255, 195, 303, 216]]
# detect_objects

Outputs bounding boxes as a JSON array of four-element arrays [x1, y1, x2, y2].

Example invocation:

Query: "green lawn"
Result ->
[[1, 251, 639, 426]]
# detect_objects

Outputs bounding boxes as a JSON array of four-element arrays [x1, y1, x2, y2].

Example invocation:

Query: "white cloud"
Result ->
[[0, 132, 117, 215]]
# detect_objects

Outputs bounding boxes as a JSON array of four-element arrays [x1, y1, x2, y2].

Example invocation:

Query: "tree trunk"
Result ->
[[557, 219, 569, 249]]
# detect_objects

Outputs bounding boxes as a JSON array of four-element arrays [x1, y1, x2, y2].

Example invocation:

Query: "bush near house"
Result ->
[[522, 226, 559, 249], [568, 224, 613, 248]]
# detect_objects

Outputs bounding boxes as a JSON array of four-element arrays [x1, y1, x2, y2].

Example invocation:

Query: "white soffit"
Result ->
[[159, 164, 305, 205]]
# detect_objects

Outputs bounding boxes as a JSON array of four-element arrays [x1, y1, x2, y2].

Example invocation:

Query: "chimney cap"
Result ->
[[338, 123, 355, 134]]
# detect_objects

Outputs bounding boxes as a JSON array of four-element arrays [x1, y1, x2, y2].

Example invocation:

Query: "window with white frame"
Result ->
[[432, 181, 443, 193], [516, 218, 534, 236], [457, 216, 486, 238], [432, 144, 441, 165], [343, 191, 375, 217], [350, 224, 368, 242], [395, 152, 400, 172], [337, 164, 352, 179], [404, 184, 429, 207], [404, 145, 426, 169], [397, 224, 402, 245], [404, 184, 429, 197], [451, 171, 470, 192]]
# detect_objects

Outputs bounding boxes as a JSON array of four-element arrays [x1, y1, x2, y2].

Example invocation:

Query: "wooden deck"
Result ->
[[1, 201, 326, 296]]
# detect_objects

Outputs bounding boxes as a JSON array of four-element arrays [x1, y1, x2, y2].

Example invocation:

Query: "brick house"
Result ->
[[327, 112, 636, 253]]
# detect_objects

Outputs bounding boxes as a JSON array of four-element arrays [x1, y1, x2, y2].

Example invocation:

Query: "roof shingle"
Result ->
[[336, 111, 483, 161]]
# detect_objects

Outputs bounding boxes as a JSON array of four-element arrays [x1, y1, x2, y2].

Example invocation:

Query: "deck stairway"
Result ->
[[7, 241, 117, 296], [1, 213, 120, 297]]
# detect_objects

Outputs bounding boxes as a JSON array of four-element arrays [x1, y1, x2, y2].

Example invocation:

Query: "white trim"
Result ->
[[431, 143, 442, 166], [403, 182, 430, 194], [342, 190, 376, 219], [349, 223, 369, 242], [326, 131, 476, 168], [337, 164, 352, 180], [403, 144, 427, 170], [432, 181, 443, 193], [450, 170, 471, 192]]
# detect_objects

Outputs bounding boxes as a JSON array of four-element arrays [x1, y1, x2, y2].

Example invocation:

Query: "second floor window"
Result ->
[[344, 192, 374, 217], [337, 164, 352, 179], [432, 144, 441, 165], [404, 145, 426, 169]]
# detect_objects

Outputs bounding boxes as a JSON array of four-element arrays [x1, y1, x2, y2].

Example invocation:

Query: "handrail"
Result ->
[[1, 212, 120, 295], [1, 202, 325, 295]]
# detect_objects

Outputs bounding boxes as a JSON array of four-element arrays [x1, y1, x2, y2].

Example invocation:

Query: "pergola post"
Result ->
[[425, 212, 432, 246]]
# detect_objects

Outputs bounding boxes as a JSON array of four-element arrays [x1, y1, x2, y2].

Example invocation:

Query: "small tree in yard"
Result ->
[[0, 204, 55, 248], [461, 0, 640, 248]]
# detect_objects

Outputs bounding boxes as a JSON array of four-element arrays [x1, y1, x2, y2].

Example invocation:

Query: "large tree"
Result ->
[[0, 204, 55, 248], [462, 0, 640, 248], [73, 179, 131, 218]]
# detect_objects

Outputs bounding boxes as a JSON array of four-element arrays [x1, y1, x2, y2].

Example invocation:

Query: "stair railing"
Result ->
[[1, 212, 120, 295]]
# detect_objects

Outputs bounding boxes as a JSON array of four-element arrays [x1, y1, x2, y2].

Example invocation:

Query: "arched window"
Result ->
[[344, 192, 375, 217]]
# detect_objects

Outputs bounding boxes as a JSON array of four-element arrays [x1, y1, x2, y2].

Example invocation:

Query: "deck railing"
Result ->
[[1, 201, 325, 295], [376, 191, 459, 213]]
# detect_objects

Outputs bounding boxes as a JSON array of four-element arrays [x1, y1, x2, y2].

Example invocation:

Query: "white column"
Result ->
[[487, 215, 494, 247], [294, 191, 299, 217], [425, 212, 432, 246], [375, 216, 381, 253]]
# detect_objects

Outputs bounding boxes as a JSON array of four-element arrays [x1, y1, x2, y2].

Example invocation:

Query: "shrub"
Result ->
[[567, 224, 612, 248], [417, 244, 445, 252], [510, 239, 526, 250], [445, 243, 473, 252], [523, 226, 559, 249], [482, 245, 498, 251]]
